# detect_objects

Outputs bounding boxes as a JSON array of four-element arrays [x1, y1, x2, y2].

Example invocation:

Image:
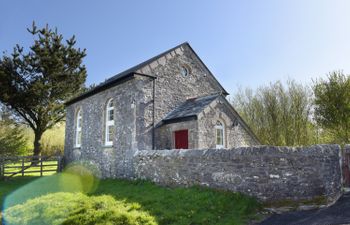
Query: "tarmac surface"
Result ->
[[260, 193, 350, 225]]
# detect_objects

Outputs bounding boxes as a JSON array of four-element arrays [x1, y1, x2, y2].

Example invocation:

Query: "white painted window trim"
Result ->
[[105, 99, 115, 146], [215, 120, 225, 149], [75, 109, 82, 148]]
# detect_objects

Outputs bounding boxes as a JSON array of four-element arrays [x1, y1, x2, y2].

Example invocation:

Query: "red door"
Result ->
[[174, 130, 189, 149]]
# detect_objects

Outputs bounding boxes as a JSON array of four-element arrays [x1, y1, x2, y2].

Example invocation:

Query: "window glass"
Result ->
[[105, 99, 115, 146], [107, 125, 115, 143], [75, 109, 82, 147], [108, 100, 114, 108], [215, 121, 224, 148], [78, 117, 82, 128], [108, 109, 114, 121], [77, 130, 82, 145], [180, 66, 189, 77], [216, 129, 223, 145]]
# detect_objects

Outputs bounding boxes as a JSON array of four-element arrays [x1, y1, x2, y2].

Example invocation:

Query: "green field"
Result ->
[[0, 175, 262, 225]]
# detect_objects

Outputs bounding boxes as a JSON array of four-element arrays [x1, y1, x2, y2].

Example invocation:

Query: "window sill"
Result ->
[[73, 146, 81, 149]]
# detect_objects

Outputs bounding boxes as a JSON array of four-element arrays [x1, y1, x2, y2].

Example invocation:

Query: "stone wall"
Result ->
[[134, 44, 256, 149], [137, 44, 223, 128], [134, 145, 342, 202], [156, 120, 198, 149], [197, 96, 258, 148], [64, 78, 145, 178]]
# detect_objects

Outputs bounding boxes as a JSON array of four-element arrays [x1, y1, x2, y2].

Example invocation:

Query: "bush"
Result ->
[[0, 120, 27, 157], [3, 192, 157, 225]]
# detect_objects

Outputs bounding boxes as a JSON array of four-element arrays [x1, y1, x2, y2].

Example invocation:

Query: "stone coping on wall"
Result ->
[[136, 144, 340, 157]]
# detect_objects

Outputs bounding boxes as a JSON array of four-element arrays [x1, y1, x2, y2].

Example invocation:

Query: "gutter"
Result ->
[[162, 115, 198, 125], [65, 73, 135, 106]]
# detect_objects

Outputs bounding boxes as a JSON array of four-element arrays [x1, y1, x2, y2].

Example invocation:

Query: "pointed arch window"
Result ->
[[105, 99, 115, 146], [75, 109, 82, 147], [215, 120, 225, 149]]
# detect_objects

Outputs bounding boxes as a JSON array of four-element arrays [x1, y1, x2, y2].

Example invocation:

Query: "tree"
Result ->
[[0, 22, 87, 157], [232, 80, 315, 146], [314, 71, 350, 144], [0, 105, 27, 157]]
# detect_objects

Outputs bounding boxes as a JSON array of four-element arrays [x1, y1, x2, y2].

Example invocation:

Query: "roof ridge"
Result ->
[[66, 41, 229, 105], [97, 42, 189, 85]]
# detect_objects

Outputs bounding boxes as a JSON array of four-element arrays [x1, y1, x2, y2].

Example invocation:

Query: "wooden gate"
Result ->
[[343, 151, 350, 187], [0, 155, 63, 180]]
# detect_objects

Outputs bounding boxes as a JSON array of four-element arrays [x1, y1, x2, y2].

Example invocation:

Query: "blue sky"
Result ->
[[1, 0, 350, 95]]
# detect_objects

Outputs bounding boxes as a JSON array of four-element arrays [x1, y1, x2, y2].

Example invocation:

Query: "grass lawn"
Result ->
[[0, 175, 261, 225]]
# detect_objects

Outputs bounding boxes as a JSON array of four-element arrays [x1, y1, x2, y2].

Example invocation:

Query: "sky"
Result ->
[[1, 0, 350, 95]]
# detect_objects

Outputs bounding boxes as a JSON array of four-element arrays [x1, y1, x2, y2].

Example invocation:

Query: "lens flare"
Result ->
[[63, 161, 100, 193], [2, 160, 101, 222]]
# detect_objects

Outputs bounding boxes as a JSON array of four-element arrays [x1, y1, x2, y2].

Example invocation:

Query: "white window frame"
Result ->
[[215, 120, 225, 149], [105, 99, 115, 146], [75, 109, 82, 148]]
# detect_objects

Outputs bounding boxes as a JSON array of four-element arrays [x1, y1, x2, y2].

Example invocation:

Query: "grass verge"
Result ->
[[4, 192, 156, 225]]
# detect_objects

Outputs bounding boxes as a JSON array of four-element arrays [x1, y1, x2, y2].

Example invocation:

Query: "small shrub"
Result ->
[[0, 120, 27, 157], [3, 192, 156, 225]]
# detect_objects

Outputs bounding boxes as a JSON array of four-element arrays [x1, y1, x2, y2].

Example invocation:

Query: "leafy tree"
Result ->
[[232, 80, 315, 146], [0, 22, 87, 157], [314, 71, 350, 144], [0, 106, 27, 157]]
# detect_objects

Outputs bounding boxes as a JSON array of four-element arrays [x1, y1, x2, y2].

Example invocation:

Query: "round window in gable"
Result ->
[[180, 65, 190, 77]]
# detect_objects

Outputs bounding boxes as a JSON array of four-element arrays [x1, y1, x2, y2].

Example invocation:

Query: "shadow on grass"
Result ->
[[1, 175, 261, 225]]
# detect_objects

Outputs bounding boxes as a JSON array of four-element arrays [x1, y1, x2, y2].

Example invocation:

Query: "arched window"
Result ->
[[215, 120, 225, 149], [105, 99, 115, 146], [75, 109, 82, 147]]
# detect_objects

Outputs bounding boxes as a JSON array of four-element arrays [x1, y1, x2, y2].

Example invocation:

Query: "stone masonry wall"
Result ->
[[135, 43, 259, 149], [134, 145, 342, 202], [137, 44, 223, 126], [64, 78, 144, 178], [197, 96, 258, 148]]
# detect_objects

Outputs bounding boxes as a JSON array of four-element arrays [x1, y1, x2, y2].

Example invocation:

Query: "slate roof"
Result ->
[[162, 94, 220, 123], [162, 93, 261, 144], [65, 42, 229, 105]]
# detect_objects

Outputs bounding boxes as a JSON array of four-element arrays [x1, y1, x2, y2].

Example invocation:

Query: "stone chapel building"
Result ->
[[64, 42, 260, 177]]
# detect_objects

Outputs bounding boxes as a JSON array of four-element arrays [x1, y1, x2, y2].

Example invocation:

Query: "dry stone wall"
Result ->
[[133, 145, 342, 202]]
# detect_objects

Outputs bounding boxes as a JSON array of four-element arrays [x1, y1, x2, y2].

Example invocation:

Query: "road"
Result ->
[[260, 193, 350, 225]]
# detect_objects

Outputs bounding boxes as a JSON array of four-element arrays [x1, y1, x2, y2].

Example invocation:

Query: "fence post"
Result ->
[[21, 157, 24, 177], [57, 155, 61, 173], [0, 158, 3, 179], [40, 156, 43, 176]]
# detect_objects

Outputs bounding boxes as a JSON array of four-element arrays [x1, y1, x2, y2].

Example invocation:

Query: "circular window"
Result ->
[[180, 66, 189, 77]]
